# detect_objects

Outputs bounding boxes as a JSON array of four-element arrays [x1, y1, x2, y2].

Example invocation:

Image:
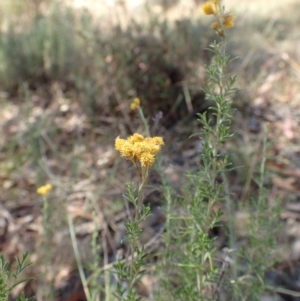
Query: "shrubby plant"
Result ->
[[0, 251, 33, 301], [113, 100, 164, 301], [229, 125, 281, 300], [158, 0, 237, 300], [156, 2, 281, 300]]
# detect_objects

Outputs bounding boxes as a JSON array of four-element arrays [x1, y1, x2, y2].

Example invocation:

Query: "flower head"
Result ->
[[115, 136, 124, 152], [115, 133, 164, 168], [202, 1, 215, 15], [151, 136, 164, 146], [139, 153, 155, 168], [116, 139, 136, 160], [211, 22, 224, 36], [223, 14, 234, 28], [211, 22, 219, 31], [128, 133, 144, 143], [130, 97, 141, 110], [37, 183, 52, 195]]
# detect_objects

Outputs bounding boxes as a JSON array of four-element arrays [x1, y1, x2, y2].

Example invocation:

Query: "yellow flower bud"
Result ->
[[128, 133, 144, 143], [130, 103, 137, 110], [130, 97, 140, 110], [202, 1, 215, 15], [133, 97, 140, 105], [223, 14, 234, 28], [37, 184, 52, 195], [151, 136, 164, 146], [115, 136, 125, 152], [211, 22, 219, 31]]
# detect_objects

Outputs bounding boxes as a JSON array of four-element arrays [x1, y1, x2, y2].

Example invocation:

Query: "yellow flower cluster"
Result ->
[[37, 183, 52, 195], [115, 133, 164, 168], [130, 97, 140, 111], [202, 0, 234, 36], [222, 14, 234, 28], [202, 1, 216, 15]]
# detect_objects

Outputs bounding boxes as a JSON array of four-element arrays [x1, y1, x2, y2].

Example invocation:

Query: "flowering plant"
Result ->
[[113, 104, 164, 300]]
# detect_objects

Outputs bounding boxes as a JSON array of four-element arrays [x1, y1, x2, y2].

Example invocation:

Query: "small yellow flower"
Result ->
[[139, 153, 155, 168], [202, 1, 215, 15], [132, 141, 144, 156], [223, 14, 234, 28], [211, 22, 219, 31], [119, 140, 135, 160], [151, 136, 164, 146], [130, 103, 137, 110], [115, 136, 125, 152], [143, 141, 160, 155], [133, 97, 140, 105], [130, 97, 141, 110], [128, 133, 144, 143], [37, 183, 52, 195], [211, 22, 224, 36]]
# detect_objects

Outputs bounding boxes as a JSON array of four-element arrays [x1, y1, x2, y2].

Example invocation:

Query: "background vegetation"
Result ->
[[1, 0, 300, 300]]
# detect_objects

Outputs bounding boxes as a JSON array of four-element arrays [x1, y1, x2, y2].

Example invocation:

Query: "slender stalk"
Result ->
[[67, 210, 92, 301], [137, 106, 151, 136], [258, 124, 268, 208], [137, 168, 148, 215]]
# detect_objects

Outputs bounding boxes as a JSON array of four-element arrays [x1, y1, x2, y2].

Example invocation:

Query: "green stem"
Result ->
[[137, 168, 148, 215], [137, 106, 150, 136], [129, 239, 135, 293], [258, 124, 268, 208], [67, 210, 92, 301], [126, 166, 148, 299], [201, 37, 231, 296]]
